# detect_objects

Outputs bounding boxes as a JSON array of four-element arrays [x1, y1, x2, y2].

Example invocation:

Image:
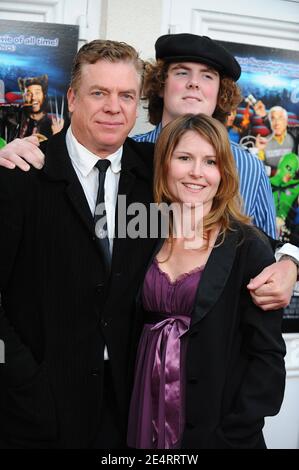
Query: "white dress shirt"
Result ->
[[275, 243, 299, 294], [275, 243, 299, 264], [66, 126, 122, 360]]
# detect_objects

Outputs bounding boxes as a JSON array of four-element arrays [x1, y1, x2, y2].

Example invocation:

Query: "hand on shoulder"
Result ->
[[0, 136, 45, 171]]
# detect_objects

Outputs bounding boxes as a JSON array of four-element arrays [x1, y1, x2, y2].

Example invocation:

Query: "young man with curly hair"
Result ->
[[132, 33, 298, 308]]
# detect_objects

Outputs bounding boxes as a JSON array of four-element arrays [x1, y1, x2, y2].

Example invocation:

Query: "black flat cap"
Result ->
[[155, 33, 241, 81]]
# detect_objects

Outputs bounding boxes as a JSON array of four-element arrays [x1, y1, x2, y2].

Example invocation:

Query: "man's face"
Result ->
[[161, 62, 220, 126], [270, 110, 288, 137], [24, 84, 45, 113], [67, 60, 140, 157]]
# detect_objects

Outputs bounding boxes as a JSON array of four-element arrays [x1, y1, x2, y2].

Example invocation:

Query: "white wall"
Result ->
[[0, 0, 103, 47], [102, 0, 162, 61], [100, 0, 162, 135], [264, 334, 299, 448]]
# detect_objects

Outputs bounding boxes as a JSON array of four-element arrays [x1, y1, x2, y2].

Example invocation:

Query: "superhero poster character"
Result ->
[[0, 74, 64, 144], [18, 74, 64, 142], [270, 152, 299, 245]]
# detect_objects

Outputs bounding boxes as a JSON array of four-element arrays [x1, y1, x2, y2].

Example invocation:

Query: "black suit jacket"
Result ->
[[0, 130, 157, 448], [132, 224, 286, 449]]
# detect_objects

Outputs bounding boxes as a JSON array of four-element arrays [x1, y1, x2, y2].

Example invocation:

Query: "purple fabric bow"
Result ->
[[150, 315, 190, 449]]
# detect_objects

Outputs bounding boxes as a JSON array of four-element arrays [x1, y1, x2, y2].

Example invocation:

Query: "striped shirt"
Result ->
[[133, 123, 276, 238]]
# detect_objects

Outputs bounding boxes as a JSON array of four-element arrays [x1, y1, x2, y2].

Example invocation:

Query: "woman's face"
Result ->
[[167, 130, 221, 216]]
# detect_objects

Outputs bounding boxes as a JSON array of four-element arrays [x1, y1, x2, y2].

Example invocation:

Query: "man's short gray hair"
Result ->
[[269, 106, 288, 122]]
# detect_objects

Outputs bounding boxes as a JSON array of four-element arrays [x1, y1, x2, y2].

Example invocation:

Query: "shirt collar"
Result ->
[[155, 122, 162, 137], [273, 130, 287, 146], [66, 126, 122, 177]]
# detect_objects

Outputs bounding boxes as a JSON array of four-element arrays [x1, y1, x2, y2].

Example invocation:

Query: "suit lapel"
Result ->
[[115, 139, 152, 198], [134, 219, 240, 326], [41, 131, 109, 263], [111, 140, 153, 265], [191, 228, 240, 327]]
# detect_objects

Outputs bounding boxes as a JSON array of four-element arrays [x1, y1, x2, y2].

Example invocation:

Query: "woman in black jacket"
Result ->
[[127, 114, 286, 449]]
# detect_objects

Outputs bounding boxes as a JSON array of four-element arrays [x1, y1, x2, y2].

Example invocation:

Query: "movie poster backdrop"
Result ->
[[217, 40, 299, 332], [0, 19, 79, 144]]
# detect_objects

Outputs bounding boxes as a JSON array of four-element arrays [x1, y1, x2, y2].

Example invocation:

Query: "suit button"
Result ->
[[101, 318, 108, 327], [96, 283, 104, 292], [188, 377, 198, 384], [91, 368, 100, 376]]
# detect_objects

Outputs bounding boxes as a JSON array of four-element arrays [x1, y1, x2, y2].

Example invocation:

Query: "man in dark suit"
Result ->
[[0, 39, 157, 448]]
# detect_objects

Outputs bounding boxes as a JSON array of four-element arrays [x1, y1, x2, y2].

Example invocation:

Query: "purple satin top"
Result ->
[[127, 259, 204, 449]]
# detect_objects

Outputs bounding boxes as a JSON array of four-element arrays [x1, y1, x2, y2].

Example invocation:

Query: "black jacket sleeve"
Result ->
[[0, 168, 40, 386], [209, 233, 286, 449]]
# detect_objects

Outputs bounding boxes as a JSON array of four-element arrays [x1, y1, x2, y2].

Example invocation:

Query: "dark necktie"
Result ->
[[94, 159, 111, 267]]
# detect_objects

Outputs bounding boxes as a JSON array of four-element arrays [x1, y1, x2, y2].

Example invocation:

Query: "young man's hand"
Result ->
[[0, 136, 45, 171], [247, 259, 297, 310]]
